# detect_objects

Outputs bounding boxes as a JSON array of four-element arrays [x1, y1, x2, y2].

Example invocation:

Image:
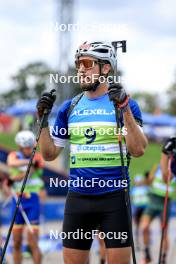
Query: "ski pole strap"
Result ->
[[116, 95, 130, 112]]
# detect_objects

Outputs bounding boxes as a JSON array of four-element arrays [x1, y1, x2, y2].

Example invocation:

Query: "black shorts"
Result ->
[[63, 190, 131, 250], [143, 193, 171, 223]]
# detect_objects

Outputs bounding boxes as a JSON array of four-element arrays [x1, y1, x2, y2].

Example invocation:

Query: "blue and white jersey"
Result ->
[[51, 93, 142, 195]]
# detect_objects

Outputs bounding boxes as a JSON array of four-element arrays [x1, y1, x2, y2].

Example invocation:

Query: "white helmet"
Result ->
[[15, 131, 36, 148], [75, 41, 117, 71]]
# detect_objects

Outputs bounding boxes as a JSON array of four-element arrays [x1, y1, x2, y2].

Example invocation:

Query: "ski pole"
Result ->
[[158, 156, 172, 264], [114, 106, 137, 264], [111, 40, 136, 264]]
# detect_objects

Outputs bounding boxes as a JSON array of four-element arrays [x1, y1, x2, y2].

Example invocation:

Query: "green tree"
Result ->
[[1, 62, 57, 107], [167, 82, 176, 115], [1, 62, 83, 108], [132, 92, 158, 113]]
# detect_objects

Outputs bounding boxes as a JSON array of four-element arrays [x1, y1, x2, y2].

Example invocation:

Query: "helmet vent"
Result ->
[[94, 48, 108, 53]]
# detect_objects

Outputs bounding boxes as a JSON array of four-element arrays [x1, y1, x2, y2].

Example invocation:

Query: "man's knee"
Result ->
[[13, 230, 23, 251], [63, 247, 89, 264], [28, 238, 39, 250], [109, 258, 130, 264], [107, 247, 131, 264], [13, 239, 22, 251]]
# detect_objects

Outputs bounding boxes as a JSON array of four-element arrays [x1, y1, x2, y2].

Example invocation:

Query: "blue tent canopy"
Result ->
[[142, 112, 176, 126], [6, 100, 176, 127], [6, 99, 58, 116]]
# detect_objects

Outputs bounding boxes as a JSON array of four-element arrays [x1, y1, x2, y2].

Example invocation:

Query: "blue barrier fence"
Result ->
[[2, 198, 176, 226]]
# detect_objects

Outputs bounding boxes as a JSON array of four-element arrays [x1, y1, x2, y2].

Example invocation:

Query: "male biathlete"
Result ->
[[7, 130, 44, 264], [37, 41, 147, 264], [140, 160, 176, 264]]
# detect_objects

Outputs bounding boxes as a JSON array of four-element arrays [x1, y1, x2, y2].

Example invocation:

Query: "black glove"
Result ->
[[108, 83, 129, 111], [37, 90, 56, 127], [162, 137, 176, 155]]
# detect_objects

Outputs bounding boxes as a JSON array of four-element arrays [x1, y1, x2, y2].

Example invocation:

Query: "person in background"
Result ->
[[23, 113, 35, 131], [0, 170, 12, 264], [7, 130, 44, 264], [140, 162, 176, 264], [131, 171, 150, 250]]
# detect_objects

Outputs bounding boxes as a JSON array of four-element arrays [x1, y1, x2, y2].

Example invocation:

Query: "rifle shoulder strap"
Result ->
[[67, 92, 84, 118]]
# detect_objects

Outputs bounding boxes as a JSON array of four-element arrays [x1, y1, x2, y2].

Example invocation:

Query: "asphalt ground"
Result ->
[[2, 218, 176, 264]]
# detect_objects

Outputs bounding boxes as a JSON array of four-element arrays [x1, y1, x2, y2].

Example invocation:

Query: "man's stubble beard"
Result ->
[[80, 82, 97, 91], [79, 74, 99, 91]]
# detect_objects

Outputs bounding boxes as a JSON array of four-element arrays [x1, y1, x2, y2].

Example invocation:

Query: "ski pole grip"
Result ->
[[43, 89, 56, 115]]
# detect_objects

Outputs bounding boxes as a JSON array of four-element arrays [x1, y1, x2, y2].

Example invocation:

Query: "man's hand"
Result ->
[[108, 83, 147, 157], [108, 83, 129, 111], [162, 137, 176, 155], [37, 90, 56, 127]]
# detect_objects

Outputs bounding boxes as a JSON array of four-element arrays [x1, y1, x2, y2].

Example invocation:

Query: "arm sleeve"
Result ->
[[129, 98, 143, 127], [51, 99, 72, 148]]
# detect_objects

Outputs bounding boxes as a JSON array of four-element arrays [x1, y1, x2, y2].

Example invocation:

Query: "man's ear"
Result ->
[[102, 64, 111, 75]]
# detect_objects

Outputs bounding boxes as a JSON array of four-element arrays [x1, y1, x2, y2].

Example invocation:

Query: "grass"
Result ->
[[130, 141, 162, 179], [0, 132, 17, 150], [0, 132, 162, 179]]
